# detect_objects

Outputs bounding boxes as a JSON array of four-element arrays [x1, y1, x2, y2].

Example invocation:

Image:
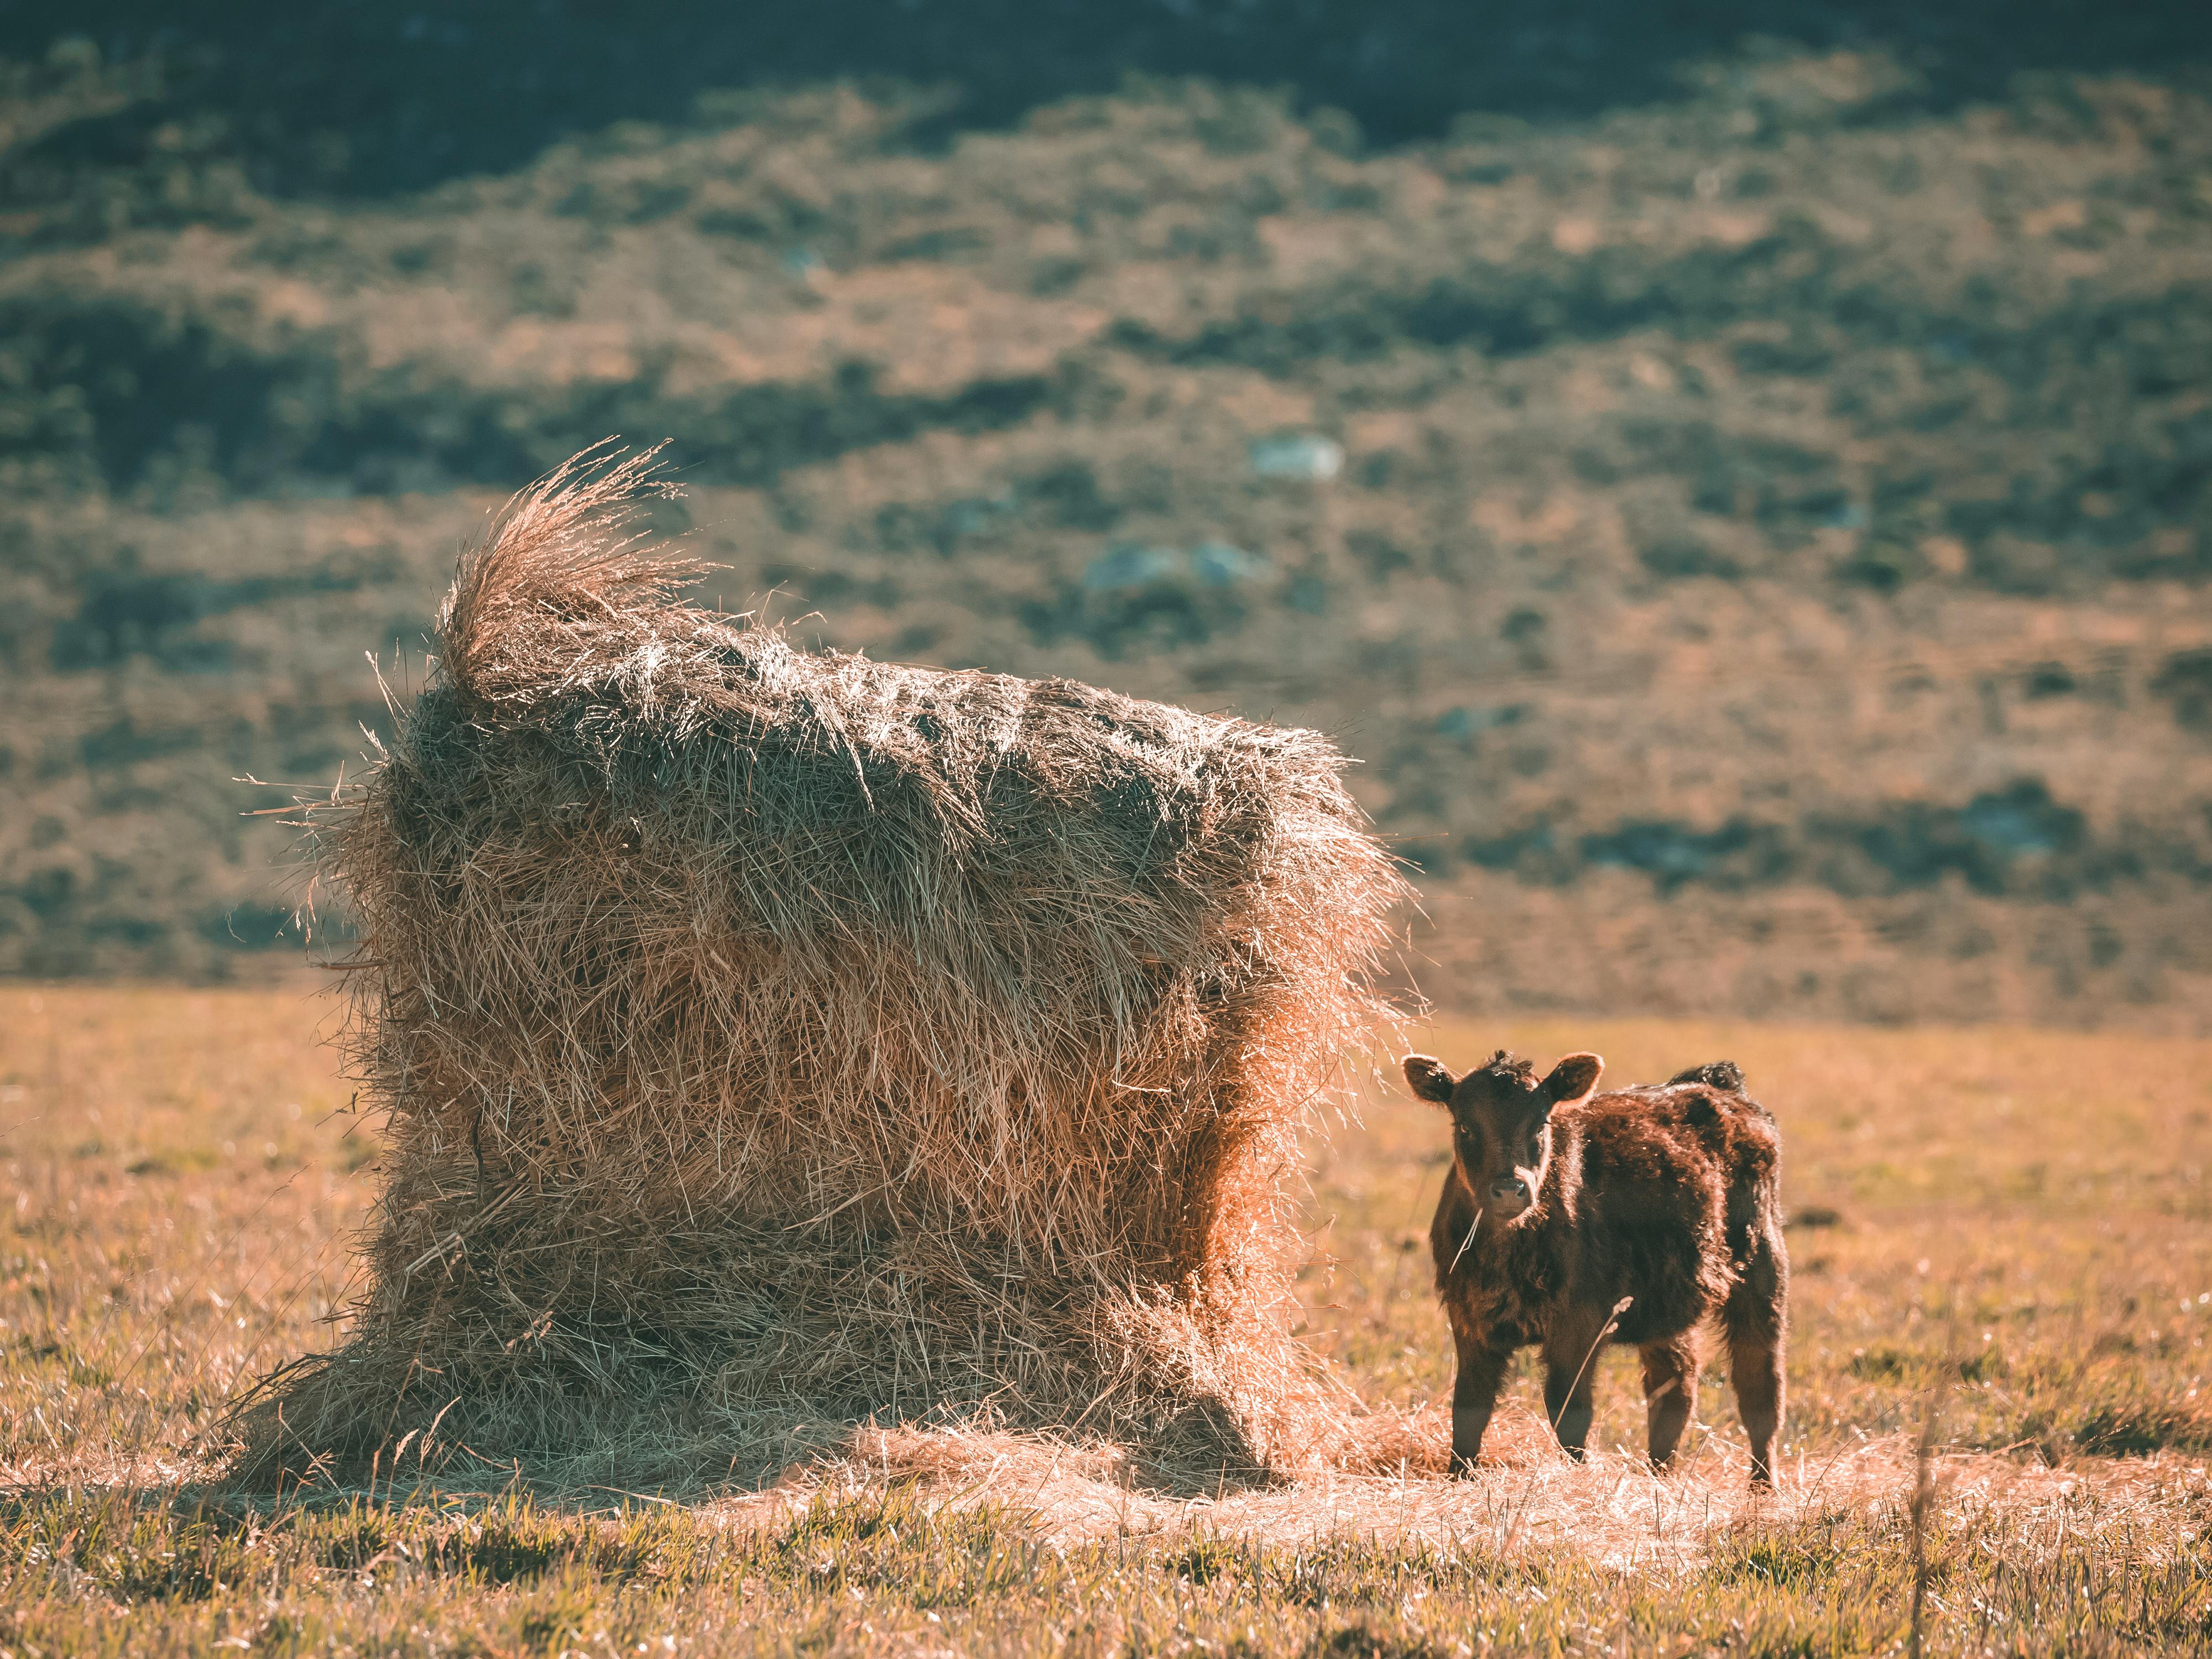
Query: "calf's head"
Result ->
[[1401, 1048, 1604, 1220]]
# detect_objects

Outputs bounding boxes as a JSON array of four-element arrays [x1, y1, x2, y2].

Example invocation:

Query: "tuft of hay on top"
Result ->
[[232, 446, 1409, 1489]]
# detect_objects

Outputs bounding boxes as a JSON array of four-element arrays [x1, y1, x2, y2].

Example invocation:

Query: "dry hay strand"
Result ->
[[227, 446, 1410, 1489]]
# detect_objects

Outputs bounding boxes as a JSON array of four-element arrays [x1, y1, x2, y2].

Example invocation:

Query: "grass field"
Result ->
[[3, 984, 2210, 1653]]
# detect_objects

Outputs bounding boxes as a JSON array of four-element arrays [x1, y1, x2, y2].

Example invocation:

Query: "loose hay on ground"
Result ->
[[231, 447, 1409, 1488], [727, 1411, 2212, 1575]]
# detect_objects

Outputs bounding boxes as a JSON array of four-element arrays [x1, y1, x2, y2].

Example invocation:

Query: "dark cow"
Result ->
[[1402, 1048, 1788, 1485]]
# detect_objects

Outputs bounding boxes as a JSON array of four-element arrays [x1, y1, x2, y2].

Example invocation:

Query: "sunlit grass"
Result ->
[[3, 987, 2209, 1654]]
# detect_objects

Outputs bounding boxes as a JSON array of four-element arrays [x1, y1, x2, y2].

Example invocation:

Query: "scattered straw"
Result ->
[[711, 1409, 2210, 1572]]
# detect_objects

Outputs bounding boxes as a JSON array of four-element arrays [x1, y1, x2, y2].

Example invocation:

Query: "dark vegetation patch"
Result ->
[[2068, 1402, 2212, 1457], [1019, 573, 1259, 661], [5, 0, 2206, 207], [1305, 1623, 1455, 1659], [2016, 1399, 2212, 1459], [1708, 1534, 1844, 1589], [1109, 237, 1808, 370], [0, 875, 310, 973], [1438, 780, 2211, 900], [2154, 649, 2212, 732], [50, 551, 399, 671], [869, 458, 1115, 561], [0, 296, 1056, 498]]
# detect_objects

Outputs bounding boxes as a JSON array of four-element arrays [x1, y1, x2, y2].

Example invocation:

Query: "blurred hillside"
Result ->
[[2, 9, 2210, 1026]]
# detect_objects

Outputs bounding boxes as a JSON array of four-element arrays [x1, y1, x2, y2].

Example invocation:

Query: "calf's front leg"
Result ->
[[1540, 1308, 1610, 1460], [1448, 1318, 1514, 1477]]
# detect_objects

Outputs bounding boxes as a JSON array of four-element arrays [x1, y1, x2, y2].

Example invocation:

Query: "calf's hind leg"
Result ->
[[1639, 1337, 1700, 1469], [1729, 1327, 1783, 1486], [1725, 1234, 1789, 1486]]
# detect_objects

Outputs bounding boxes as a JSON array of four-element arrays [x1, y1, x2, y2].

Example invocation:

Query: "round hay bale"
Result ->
[[232, 449, 1408, 1487]]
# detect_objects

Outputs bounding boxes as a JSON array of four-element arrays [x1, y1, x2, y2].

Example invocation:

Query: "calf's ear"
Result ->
[[1541, 1051, 1604, 1107], [1401, 1054, 1458, 1105]]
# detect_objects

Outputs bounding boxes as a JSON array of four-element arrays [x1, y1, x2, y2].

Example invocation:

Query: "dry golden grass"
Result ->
[[4, 986, 2210, 1653]]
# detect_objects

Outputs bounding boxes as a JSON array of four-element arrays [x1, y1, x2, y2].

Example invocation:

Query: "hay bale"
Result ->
[[234, 450, 1407, 1486]]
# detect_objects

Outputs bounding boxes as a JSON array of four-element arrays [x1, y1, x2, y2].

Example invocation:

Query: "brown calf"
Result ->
[[1402, 1048, 1788, 1485]]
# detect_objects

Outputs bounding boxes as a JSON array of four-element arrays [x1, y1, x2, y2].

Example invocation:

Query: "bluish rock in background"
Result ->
[[1084, 540, 1274, 591], [1249, 434, 1344, 482], [1082, 544, 1187, 591], [1190, 540, 1273, 586]]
